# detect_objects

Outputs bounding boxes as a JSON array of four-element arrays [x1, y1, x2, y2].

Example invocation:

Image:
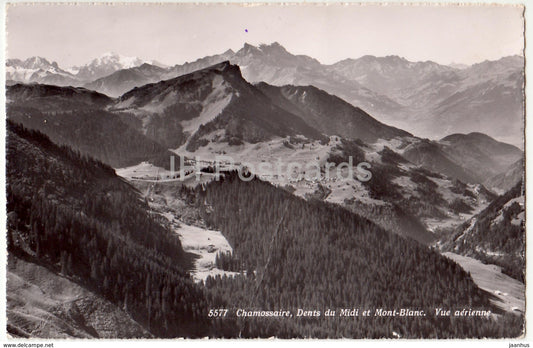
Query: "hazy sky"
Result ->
[[6, 3, 524, 67]]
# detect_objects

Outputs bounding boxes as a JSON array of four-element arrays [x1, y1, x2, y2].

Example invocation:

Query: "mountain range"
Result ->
[[7, 56, 78, 86], [6, 52, 166, 88], [9, 119, 519, 338], [7, 60, 522, 245], [111, 61, 410, 151], [6, 46, 525, 338], [7, 43, 524, 147]]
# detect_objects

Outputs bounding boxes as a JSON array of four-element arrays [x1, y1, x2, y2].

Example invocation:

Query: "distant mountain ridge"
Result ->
[[326, 53, 524, 147], [84, 63, 168, 98], [72, 52, 167, 81], [6, 52, 164, 88], [328, 54, 457, 98], [402, 132, 523, 186], [7, 57, 79, 86], [8, 43, 523, 147]]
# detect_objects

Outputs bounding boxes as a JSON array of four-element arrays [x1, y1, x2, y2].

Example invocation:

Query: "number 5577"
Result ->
[[208, 309, 229, 317]]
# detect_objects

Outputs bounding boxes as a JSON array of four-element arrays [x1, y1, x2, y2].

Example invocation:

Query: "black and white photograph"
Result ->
[[2, 1, 527, 341]]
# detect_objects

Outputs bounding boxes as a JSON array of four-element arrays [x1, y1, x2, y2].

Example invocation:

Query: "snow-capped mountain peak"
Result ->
[[73, 52, 149, 80], [8, 56, 58, 70], [6, 56, 77, 86], [93, 52, 145, 69]]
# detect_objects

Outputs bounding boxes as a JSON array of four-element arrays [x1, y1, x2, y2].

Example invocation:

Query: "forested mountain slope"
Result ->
[[6, 121, 209, 337], [6, 84, 174, 168], [438, 181, 525, 283], [6, 121, 523, 338], [175, 172, 521, 338]]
